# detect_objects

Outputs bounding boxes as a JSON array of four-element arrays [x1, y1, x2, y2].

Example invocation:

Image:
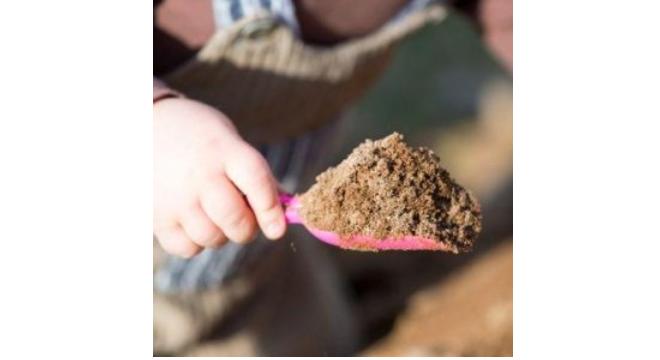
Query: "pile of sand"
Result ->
[[298, 133, 481, 253]]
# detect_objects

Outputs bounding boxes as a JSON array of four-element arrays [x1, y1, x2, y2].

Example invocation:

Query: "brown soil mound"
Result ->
[[298, 133, 481, 253], [363, 241, 513, 356]]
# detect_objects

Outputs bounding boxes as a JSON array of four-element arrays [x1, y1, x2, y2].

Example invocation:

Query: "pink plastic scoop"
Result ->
[[279, 193, 452, 252]]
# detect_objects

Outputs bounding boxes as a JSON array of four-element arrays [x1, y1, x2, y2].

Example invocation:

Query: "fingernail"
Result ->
[[267, 220, 284, 239]]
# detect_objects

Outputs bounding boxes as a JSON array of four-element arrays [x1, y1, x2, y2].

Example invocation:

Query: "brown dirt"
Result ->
[[298, 133, 481, 253], [363, 240, 513, 356]]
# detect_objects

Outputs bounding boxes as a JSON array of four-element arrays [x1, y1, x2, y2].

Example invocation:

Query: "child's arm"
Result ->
[[153, 83, 286, 258]]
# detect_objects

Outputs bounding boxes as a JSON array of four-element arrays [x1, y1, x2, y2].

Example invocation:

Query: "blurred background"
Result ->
[[303, 8, 513, 356]]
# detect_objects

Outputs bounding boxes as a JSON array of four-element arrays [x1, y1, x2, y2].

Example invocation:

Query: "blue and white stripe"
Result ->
[[212, 0, 300, 35]]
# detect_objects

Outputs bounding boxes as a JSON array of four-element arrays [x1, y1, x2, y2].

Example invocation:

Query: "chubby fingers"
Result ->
[[224, 144, 286, 240], [156, 224, 203, 259], [200, 174, 259, 244], [179, 202, 227, 248]]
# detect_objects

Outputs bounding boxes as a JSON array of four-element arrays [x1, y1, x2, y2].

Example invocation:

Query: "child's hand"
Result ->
[[154, 98, 286, 258]]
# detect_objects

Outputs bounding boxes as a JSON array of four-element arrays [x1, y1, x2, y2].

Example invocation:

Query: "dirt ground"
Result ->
[[363, 240, 512, 356]]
